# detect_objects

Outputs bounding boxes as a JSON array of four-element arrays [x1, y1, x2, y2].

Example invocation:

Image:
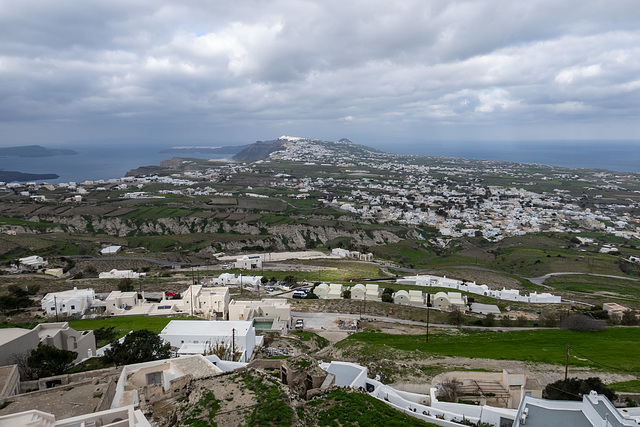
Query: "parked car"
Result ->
[[295, 319, 304, 329], [264, 286, 275, 292], [222, 264, 232, 270], [164, 291, 176, 298], [292, 290, 308, 299]]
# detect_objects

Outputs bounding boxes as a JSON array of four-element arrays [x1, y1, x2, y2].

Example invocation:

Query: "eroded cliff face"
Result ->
[[15, 214, 407, 251]]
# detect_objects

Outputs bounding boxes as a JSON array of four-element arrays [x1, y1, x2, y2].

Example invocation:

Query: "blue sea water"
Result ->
[[0, 143, 235, 184], [0, 139, 638, 183], [376, 140, 640, 174]]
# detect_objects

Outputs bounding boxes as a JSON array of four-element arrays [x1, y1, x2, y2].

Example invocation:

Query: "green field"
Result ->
[[336, 327, 640, 373], [544, 274, 640, 300]]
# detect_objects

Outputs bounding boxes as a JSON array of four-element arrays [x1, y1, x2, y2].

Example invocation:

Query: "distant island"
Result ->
[[0, 170, 59, 181], [0, 145, 77, 158]]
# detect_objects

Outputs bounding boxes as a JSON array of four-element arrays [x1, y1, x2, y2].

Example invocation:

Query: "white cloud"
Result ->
[[0, 0, 639, 144]]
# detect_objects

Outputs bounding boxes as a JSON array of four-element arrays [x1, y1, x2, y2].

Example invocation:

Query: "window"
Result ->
[[146, 372, 162, 386], [51, 307, 55, 311], [71, 305, 75, 310]]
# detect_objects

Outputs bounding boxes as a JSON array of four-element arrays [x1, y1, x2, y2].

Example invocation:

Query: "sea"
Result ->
[[1, 139, 639, 184]]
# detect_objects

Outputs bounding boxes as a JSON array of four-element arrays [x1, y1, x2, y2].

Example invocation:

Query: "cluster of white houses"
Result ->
[[313, 283, 469, 311], [398, 275, 562, 304], [41, 281, 292, 336], [331, 248, 374, 261]]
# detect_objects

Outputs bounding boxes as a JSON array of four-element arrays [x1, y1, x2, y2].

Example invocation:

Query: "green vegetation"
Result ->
[[28, 345, 77, 379], [69, 316, 195, 345], [336, 328, 640, 373], [104, 329, 171, 365], [609, 380, 640, 393], [241, 372, 293, 426], [310, 389, 438, 426], [545, 274, 640, 300], [543, 377, 617, 401], [183, 388, 221, 427]]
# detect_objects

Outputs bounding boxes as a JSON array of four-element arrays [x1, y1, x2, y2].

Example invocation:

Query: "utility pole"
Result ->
[[54, 295, 59, 322], [232, 328, 236, 361], [426, 303, 430, 343], [565, 344, 570, 381]]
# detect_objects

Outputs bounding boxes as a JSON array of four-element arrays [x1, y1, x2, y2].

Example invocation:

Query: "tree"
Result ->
[[343, 289, 351, 299], [104, 329, 171, 365], [118, 278, 135, 292], [448, 309, 463, 327], [0, 285, 33, 312], [260, 276, 269, 284], [543, 377, 617, 402], [621, 310, 639, 326], [483, 313, 496, 327], [381, 288, 394, 303], [283, 275, 297, 287], [28, 345, 77, 379]]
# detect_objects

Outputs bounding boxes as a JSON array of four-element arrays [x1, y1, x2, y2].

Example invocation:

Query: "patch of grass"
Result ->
[[545, 274, 640, 299], [337, 327, 640, 373], [609, 380, 640, 393], [67, 356, 112, 374], [184, 389, 220, 427], [312, 389, 438, 426], [242, 372, 293, 426], [69, 316, 197, 346]]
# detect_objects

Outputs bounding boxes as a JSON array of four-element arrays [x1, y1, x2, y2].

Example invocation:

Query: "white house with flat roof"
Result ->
[[18, 255, 47, 270], [178, 285, 230, 320], [41, 287, 97, 317], [513, 390, 640, 427], [99, 269, 146, 279], [235, 255, 262, 270], [100, 245, 122, 255], [228, 299, 291, 331], [159, 320, 257, 362], [0, 406, 151, 427]]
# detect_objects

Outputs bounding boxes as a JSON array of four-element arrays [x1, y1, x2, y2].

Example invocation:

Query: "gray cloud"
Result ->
[[1, 0, 639, 146]]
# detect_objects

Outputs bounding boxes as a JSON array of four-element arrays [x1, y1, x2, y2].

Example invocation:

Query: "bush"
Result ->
[[28, 345, 77, 379], [559, 315, 606, 332], [543, 377, 616, 402], [104, 330, 171, 365], [118, 278, 135, 292]]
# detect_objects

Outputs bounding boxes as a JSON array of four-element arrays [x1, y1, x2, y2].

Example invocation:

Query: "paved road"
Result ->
[[525, 271, 640, 286]]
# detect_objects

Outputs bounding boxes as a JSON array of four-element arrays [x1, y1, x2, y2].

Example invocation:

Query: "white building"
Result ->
[[159, 320, 257, 362], [178, 285, 230, 320], [313, 283, 330, 299], [41, 287, 97, 317], [0, 406, 151, 427], [228, 299, 291, 331], [111, 355, 222, 410], [99, 269, 146, 279], [100, 245, 122, 255], [331, 248, 350, 257], [18, 255, 47, 270], [235, 255, 262, 270], [513, 390, 640, 427], [328, 283, 344, 299], [433, 292, 467, 311], [105, 291, 140, 314]]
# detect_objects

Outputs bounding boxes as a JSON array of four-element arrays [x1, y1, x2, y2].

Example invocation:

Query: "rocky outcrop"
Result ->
[[16, 213, 405, 252]]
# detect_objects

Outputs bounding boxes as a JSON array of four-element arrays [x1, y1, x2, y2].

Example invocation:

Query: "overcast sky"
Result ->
[[1, 0, 639, 149]]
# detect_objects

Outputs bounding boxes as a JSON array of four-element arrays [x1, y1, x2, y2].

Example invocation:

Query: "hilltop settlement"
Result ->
[[1, 137, 640, 426]]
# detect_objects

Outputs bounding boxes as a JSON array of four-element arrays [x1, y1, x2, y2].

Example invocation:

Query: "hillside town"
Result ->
[[0, 137, 639, 427]]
